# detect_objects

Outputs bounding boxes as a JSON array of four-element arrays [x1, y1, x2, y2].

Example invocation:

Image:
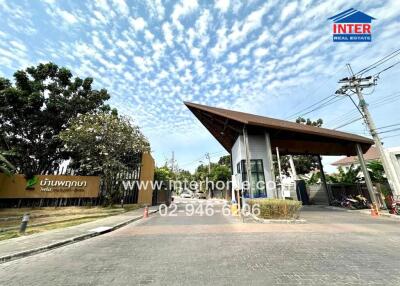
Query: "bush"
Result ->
[[247, 199, 302, 219]]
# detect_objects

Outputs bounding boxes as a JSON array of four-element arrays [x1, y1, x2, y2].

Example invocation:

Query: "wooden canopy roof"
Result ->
[[184, 102, 374, 156]]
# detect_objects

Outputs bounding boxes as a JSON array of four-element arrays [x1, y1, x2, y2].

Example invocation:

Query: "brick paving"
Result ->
[[0, 206, 158, 260], [0, 201, 399, 285]]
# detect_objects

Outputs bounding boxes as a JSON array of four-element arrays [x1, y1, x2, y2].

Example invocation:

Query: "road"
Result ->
[[1, 199, 400, 285]]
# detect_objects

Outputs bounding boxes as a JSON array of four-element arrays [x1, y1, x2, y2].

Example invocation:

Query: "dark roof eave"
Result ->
[[185, 101, 374, 146]]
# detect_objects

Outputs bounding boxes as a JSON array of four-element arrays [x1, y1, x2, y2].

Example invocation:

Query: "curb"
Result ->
[[250, 214, 306, 224], [0, 214, 111, 233], [0, 209, 158, 264], [323, 206, 400, 220]]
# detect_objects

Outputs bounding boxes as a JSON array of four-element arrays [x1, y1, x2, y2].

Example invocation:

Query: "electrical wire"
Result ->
[[179, 150, 227, 167], [374, 122, 400, 130], [355, 48, 400, 76], [373, 60, 400, 77], [326, 91, 400, 128], [333, 117, 363, 130], [284, 94, 336, 120], [382, 132, 400, 140], [285, 49, 400, 122], [377, 127, 400, 135], [288, 96, 345, 120]]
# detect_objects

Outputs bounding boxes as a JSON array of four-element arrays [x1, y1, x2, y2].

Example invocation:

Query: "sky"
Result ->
[[1, 0, 399, 173]]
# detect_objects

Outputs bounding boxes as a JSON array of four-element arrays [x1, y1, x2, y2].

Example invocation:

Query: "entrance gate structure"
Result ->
[[185, 102, 375, 206]]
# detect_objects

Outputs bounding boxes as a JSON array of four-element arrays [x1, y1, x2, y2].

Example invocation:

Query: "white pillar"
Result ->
[[289, 155, 297, 180], [383, 149, 400, 197], [356, 144, 378, 206], [276, 147, 283, 199], [265, 132, 277, 198], [243, 127, 253, 199]]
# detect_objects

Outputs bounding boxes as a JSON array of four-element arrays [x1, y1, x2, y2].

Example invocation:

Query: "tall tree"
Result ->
[[217, 155, 231, 167], [60, 113, 149, 204], [328, 164, 361, 184], [278, 117, 324, 175], [0, 63, 113, 177], [0, 151, 16, 175], [367, 160, 387, 183]]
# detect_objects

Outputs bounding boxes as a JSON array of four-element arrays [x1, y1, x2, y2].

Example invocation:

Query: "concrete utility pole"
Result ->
[[288, 155, 298, 180], [205, 153, 211, 174], [170, 151, 175, 172], [355, 144, 378, 206], [336, 64, 399, 197]]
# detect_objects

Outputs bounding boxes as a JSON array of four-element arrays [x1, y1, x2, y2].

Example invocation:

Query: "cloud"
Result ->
[[215, 0, 230, 13], [144, 30, 155, 41], [226, 2, 272, 46], [146, 0, 165, 20], [56, 8, 79, 24], [112, 0, 129, 17], [280, 1, 298, 22], [130, 17, 147, 31], [226, 52, 237, 64], [2, 0, 400, 171], [162, 22, 174, 47], [171, 0, 198, 30]]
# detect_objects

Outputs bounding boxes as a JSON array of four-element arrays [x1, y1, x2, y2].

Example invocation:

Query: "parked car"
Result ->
[[180, 192, 193, 199], [195, 191, 207, 199]]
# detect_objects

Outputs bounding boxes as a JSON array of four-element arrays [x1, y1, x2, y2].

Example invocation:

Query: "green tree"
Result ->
[[0, 151, 16, 175], [176, 169, 193, 183], [0, 63, 113, 177], [154, 166, 173, 184], [217, 155, 231, 167], [328, 164, 361, 184], [60, 113, 149, 204], [367, 160, 386, 183], [296, 117, 323, 127], [210, 164, 231, 182], [194, 163, 209, 183], [278, 117, 324, 175]]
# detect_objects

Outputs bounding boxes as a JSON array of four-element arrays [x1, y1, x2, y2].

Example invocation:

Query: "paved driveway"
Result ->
[[1, 200, 399, 285]]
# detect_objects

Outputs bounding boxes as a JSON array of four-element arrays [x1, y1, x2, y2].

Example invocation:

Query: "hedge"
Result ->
[[247, 199, 302, 219]]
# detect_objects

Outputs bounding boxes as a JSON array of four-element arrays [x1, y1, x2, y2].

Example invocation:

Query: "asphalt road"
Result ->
[[1, 199, 400, 286]]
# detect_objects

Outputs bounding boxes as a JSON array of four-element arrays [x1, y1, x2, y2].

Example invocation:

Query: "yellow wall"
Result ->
[[0, 174, 100, 199], [137, 152, 155, 205]]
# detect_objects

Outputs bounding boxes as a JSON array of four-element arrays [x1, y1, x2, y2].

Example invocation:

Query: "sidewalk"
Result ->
[[0, 206, 158, 263], [322, 205, 400, 220]]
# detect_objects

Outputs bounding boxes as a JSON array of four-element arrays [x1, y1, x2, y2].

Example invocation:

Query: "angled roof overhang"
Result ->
[[184, 102, 374, 156]]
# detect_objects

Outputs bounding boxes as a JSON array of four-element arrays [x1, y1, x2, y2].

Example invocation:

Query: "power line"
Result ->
[[377, 127, 400, 135], [337, 63, 400, 198], [284, 94, 336, 120], [355, 48, 400, 76], [375, 122, 400, 131], [333, 117, 363, 130], [382, 132, 400, 140], [286, 48, 400, 124], [326, 91, 400, 128], [290, 96, 344, 120], [374, 60, 400, 77], [179, 150, 226, 167]]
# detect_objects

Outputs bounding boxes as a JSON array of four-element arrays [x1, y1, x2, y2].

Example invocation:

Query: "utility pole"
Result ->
[[205, 153, 211, 174], [205, 153, 212, 198], [170, 151, 174, 172], [336, 64, 399, 197]]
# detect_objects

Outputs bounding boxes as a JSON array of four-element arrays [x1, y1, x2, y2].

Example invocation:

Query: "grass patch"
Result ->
[[0, 204, 143, 240], [0, 217, 105, 241], [247, 199, 302, 219]]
